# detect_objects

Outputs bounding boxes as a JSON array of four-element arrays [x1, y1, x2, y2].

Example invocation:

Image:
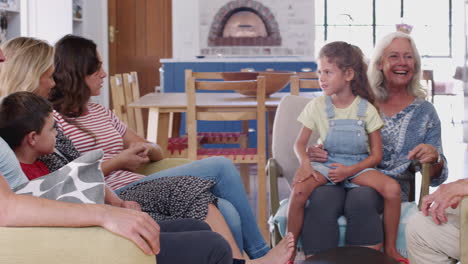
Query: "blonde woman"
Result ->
[[0, 37, 55, 98]]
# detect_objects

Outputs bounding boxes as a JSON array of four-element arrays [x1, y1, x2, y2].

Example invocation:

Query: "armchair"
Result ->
[[267, 95, 430, 258]]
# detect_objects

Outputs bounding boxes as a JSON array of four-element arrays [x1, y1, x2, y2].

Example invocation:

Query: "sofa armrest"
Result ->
[[0, 226, 154, 264], [136, 158, 192, 176]]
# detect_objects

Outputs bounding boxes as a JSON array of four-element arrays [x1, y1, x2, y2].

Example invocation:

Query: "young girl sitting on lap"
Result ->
[[287, 41, 405, 263]]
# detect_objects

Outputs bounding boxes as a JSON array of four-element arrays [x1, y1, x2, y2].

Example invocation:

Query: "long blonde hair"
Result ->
[[0, 37, 54, 97], [367, 32, 426, 102]]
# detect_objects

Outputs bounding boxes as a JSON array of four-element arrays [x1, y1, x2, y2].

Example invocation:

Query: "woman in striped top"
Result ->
[[49, 34, 288, 262]]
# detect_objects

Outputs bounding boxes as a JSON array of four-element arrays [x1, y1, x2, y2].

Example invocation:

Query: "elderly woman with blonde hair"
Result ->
[[303, 31, 448, 262]]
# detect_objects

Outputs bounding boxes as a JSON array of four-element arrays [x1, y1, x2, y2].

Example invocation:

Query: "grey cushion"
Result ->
[[14, 150, 105, 204]]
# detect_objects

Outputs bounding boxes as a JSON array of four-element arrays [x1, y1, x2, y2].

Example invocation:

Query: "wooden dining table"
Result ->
[[129, 91, 318, 239]]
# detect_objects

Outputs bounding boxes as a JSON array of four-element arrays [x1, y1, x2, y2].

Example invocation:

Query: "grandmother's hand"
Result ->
[[407, 144, 439, 164], [307, 144, 328, 163]]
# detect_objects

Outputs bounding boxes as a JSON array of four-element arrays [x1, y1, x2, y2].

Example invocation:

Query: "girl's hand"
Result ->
[[306, 144, 328, 163], [328, 163, 352, 183], [408, 144, 439, 164]]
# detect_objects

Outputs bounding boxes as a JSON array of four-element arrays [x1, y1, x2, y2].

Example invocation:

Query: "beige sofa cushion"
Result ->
[[0, 226, 154, 264]]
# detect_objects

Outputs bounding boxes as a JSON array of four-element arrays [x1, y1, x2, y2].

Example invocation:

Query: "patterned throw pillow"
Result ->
[[13, 150, 105, 204]]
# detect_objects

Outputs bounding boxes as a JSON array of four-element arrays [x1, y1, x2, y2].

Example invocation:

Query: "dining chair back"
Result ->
[[185, 69, 268, 222], [123, 72, 145, 137], [422, 69, 435, 103], [110, 73, 128, 124], [110, 72, 145, 137], [290, 71, 321, 95]]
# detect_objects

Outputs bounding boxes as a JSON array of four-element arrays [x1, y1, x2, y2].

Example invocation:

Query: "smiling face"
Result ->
[[379, 38, 415, 90], [317, 57, 354, 97], [85, 50, 107, 96]]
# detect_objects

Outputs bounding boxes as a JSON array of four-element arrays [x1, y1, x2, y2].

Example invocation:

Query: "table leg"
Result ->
[[240, 120, 250, 194], [147, 108, 170, 156], [146, 108, 160, 143], [171, 113, 182, 138]]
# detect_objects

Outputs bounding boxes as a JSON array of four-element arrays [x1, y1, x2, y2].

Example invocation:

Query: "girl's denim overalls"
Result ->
[[312, 96, 376, 188]]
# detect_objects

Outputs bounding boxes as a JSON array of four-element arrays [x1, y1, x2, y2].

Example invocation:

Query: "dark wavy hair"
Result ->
[[319, 41, 375, 106], [0, 91, 52, 150], [49, 34, 101, 117]]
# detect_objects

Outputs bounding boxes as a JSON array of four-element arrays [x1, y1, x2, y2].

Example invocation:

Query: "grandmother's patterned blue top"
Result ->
[[378, 98, 448, 201]]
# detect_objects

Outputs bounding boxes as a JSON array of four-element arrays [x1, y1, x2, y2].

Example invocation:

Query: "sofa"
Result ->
[[0, 158, 192, 264]]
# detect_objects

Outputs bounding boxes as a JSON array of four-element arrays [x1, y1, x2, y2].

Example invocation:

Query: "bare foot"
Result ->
[[250, 232, 295, 264], [385, 247, 407, 263]]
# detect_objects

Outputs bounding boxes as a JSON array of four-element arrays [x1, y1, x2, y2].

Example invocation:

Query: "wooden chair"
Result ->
[[422, 70, 435, 103], [290, 71, 321, 95], [110, 72, 145, 137], [185, 69, 268, 234], [110, 73, 128, 124]]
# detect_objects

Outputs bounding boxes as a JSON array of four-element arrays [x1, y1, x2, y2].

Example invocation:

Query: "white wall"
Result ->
[[24, 0, 72, 44], [172, 0, 199, 59], [18, 0, 109, 107], [81, 0, 109, 107]]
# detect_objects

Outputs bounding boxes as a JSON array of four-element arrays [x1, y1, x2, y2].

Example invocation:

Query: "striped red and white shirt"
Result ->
[[53, 103, 145, 190]]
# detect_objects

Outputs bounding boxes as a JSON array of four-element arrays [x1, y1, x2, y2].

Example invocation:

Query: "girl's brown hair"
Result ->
[[319, 41, 376, 105]]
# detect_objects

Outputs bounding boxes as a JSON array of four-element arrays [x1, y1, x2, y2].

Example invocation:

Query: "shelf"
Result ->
[[73, 17, 83, 22], [0, 5, 19, 12]]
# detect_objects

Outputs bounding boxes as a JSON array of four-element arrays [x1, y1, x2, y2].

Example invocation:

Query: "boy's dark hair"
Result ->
[[0, 91, 53, 149]]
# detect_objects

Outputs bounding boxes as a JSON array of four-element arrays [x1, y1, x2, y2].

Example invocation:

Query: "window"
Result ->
[[315, 0, 452, 58]]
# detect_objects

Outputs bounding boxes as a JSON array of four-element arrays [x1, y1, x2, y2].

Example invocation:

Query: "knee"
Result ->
[[217, 199, 242, 230], [181, 219, 212, 231], [305, 186, 345, 217], [381, 179, 401, 200], [205, 232, 233, 262], [290, 186, 311, 206], [345, 187, 382, 214], [406, 212, 425, 244]]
